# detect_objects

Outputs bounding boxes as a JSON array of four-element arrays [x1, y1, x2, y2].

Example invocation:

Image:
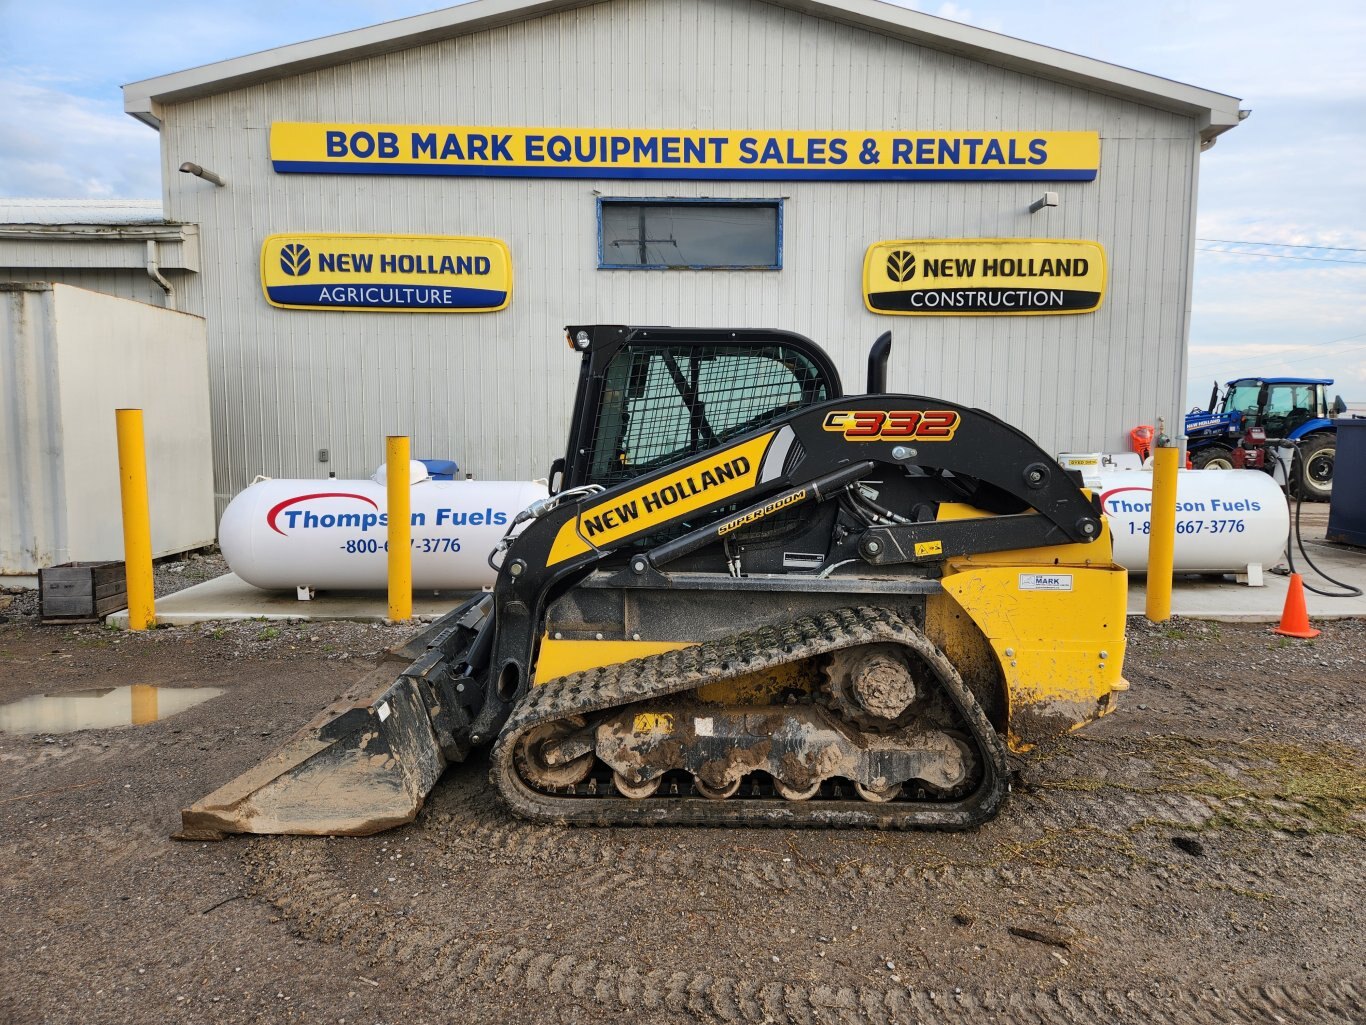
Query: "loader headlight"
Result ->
[[573, 330, 591, 351]]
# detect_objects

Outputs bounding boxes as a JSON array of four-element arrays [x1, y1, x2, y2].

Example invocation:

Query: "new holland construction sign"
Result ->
[[862, 239, 1107, 315]]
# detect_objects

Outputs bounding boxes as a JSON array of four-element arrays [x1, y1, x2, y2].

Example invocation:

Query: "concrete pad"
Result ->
[[106, 572, 474, 626], [1125, 538, 1366, 621]]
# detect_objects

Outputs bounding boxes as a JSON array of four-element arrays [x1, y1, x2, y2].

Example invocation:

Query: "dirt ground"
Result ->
[[0, 576, 1363, 1024]]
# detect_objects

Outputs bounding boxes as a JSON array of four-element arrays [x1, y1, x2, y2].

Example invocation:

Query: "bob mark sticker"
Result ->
[[1019, 573, 1074, 591], [260, 233, 511, 312], [271, 123, 1099, 182], [864, 239, 1106, 315]]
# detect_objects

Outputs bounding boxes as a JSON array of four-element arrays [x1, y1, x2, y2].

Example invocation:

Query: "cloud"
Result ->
[[0, 76, 160, 197]]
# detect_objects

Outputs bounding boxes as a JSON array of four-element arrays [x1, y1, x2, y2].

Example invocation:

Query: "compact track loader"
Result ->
[[180, 326, 1128, 838]]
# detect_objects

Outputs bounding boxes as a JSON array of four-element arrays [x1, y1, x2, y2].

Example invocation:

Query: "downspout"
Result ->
[[146, 240, 175, 310]]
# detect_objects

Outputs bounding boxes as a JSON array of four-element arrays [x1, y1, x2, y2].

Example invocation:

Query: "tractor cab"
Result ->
[[1186, 376, 1344, 500], [1217, 378, 1341, 437]]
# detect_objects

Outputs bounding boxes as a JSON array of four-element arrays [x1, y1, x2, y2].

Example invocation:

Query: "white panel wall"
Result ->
[[155, 0, 1200, 512], [0, 283, 215, 575]]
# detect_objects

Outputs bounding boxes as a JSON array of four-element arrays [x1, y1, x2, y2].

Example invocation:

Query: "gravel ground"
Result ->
[[0, 596, 1362, 1024], [0, 549, 231, 625]]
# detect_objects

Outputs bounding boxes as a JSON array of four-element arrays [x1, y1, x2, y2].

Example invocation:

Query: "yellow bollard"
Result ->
[[1145, 445, 1180, 622], [115, 408, 156, 630], [130, 684, 159, 725], [386, 435, 413, 623]]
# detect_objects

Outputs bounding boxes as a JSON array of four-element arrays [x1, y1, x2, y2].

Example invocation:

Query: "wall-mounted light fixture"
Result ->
[[179, 162, 226, 187], [1028, 191, 1059, 214]]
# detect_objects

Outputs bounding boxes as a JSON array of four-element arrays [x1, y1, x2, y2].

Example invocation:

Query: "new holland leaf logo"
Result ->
[[280, 243, 312, 277], [886, 250, 915, 282]]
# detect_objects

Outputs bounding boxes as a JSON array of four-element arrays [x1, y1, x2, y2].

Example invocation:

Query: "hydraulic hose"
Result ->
[[1279, 440, 1362, 598]]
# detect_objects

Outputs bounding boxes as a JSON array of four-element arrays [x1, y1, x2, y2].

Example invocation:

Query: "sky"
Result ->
[[1, 0, 1363, 407]]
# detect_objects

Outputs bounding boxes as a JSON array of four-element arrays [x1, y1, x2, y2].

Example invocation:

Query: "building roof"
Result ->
[[0, 200, 198, 268], [123, 0, 1244, 141], [0, 198, 166, 226]]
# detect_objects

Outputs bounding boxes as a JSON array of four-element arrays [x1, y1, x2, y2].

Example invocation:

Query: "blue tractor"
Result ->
[[1186, 377, 1345, 501]]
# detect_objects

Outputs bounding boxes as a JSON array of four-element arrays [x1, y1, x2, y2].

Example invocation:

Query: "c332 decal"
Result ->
[[822, 410, 961, 441]]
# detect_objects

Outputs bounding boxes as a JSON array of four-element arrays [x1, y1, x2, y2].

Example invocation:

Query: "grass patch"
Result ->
[[1038, 736, 1366, 837]]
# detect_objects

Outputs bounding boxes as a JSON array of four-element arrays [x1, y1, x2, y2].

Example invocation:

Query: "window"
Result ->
[[1223, 382, 1262, 417], [598, 199, 782, 270], [587, 342, 831, 487]]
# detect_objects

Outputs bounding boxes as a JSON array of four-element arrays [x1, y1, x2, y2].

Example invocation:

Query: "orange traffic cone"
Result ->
[[1273, 573, 1320, 638]]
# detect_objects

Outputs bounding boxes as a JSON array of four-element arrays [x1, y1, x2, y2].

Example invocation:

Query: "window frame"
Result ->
[[596, 197, 784, 271]]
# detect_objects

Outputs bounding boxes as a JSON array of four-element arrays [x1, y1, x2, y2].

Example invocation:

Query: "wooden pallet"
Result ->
[[39, 561, 127, 623]]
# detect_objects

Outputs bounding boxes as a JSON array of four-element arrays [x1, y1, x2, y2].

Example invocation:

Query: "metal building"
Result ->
[[121, 0, 1243, 513], [0, 200, 198, 309]]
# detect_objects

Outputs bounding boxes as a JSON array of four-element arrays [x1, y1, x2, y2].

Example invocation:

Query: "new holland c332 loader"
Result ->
[[179, 325, 1128, 837]]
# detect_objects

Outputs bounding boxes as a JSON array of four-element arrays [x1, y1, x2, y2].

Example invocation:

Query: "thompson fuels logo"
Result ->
[[266, 492, 378, 535], [279, 243, 312, 276]]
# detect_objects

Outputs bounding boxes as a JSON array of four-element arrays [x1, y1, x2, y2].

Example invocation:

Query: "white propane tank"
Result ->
[[219, 468, 548, 591], [1098, 469, 1288, 577]]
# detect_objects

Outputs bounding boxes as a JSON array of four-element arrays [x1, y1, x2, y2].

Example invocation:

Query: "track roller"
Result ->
[[694, 777, 741, 800]]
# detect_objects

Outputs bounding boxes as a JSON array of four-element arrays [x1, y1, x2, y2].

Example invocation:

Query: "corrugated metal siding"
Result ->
[[0, 268, 178, 307], [0, 237, 195, 271], [157, 0, 1199, 511]]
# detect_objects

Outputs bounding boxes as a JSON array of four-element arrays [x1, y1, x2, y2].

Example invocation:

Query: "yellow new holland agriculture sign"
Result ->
[[270, 123, 1099, 182], [260, 233, 511, 312], [864, 239, 1107, 315]]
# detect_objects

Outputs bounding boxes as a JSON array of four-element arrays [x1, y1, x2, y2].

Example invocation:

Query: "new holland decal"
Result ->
[[864, 239, 1107, 315], [270, 123, 1100, 183], [260, 233, 511, 312], [546, 433, 775, 566]]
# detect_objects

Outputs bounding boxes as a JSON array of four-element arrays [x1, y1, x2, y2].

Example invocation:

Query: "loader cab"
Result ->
[[550, 326, 843, 493]]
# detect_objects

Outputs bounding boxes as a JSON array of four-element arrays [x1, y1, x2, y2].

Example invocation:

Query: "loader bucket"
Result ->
[[175, 600, 484, 840]]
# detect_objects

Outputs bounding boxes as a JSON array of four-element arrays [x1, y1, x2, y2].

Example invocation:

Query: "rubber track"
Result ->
[[489, 606, 1011, 829], [248, 838, 1365, 1025]]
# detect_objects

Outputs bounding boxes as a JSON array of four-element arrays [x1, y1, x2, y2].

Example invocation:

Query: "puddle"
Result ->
[[0, 685, 224, 735]]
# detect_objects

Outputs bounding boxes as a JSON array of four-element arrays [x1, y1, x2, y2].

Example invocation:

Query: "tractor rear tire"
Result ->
[[1293, 435, 1334, 502], [1192, 446, 1234, 470]]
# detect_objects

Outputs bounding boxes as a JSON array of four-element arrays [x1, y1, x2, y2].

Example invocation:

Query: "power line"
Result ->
[[1197, 237, 1366, 254], [1194, 247, 1366, 265], [1188, 330, 1366, 374], [1277, 340, 1366, 368]]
